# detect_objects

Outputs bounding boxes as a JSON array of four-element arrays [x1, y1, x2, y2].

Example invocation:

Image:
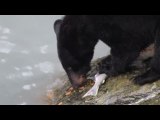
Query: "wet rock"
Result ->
[[50, 46, 160, 105]]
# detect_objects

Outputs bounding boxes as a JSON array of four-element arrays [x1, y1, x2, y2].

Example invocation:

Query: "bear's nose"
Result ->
[[69, 73, 88, 89]]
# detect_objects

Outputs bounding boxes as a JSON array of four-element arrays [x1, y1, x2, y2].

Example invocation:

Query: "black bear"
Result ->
[[54, 15, 160, 88]]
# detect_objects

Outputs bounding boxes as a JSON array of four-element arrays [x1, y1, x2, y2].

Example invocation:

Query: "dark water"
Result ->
[[0, 15, 110, 105]]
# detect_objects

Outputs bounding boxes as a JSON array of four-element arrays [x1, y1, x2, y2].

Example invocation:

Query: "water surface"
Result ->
[[0, 15, 110, 105]]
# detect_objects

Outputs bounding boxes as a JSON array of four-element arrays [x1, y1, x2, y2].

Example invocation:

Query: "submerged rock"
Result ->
[[49, 46, 160, 105]]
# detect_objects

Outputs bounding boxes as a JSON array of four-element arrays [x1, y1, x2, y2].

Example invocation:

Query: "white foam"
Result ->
[[24, 66, 32, 70], [22, 71, 34, 77], [18, 102, 27, 105], [6, 74, 22, 80], [22, 85, 31, 90], [7, 74, 15, 79], [2, 28, 11, 34], [0, 59, 6, 63], [40, 45, 48, 54], [47, 78, 64, 90], [7, 71, 33, 80], [6, 74, 17, 79], [32, 83, 36, 87], [0, 36, 8, 40], [20, 50, 30, 54], [0, 41, 15, 54], [22, 83, 36, 91], [14, 67, 20, 71], [34, 62, 54, 74]]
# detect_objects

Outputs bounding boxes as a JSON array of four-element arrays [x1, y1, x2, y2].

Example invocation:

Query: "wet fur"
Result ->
[[55, 15, 160, 86]]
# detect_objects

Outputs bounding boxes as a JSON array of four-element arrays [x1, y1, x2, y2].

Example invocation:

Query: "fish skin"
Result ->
[[83, 73, 107, 98]]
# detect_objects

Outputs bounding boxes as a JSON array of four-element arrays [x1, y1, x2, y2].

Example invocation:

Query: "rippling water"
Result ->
[[0, 15, 110, 105]]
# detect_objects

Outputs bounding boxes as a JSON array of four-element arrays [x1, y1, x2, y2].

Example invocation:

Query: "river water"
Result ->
[[0, 15, 110, 105]]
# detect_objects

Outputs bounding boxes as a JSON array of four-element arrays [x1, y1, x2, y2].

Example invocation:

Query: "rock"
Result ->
[[57, 102, 63, 105], [49, 46, 160, 105]]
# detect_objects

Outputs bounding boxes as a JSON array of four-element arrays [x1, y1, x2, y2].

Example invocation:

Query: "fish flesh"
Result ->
[[83, 73, 107, 98]]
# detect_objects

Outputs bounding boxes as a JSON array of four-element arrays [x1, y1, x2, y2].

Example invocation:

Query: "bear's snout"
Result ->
[[68, 72, 88, 89]]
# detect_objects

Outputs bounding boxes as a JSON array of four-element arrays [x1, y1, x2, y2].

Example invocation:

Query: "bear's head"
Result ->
[[54, 19, 95, 88]]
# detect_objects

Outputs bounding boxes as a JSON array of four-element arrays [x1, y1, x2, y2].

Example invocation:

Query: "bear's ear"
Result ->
[[54, 19, 62, 35]]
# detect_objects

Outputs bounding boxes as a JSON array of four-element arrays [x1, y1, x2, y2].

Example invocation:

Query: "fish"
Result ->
[[82, 73, 107, 98]]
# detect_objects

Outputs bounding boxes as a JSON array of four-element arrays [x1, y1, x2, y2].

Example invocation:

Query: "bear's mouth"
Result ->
[[67, 70, 88, 88], [71, 74, 87, 88]]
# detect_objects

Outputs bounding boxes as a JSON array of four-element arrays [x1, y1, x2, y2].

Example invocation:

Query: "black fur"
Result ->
[[54, 15, 160, 88]]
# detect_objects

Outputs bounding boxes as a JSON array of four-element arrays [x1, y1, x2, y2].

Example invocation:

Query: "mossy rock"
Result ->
[[49, 56, 160, 105]]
